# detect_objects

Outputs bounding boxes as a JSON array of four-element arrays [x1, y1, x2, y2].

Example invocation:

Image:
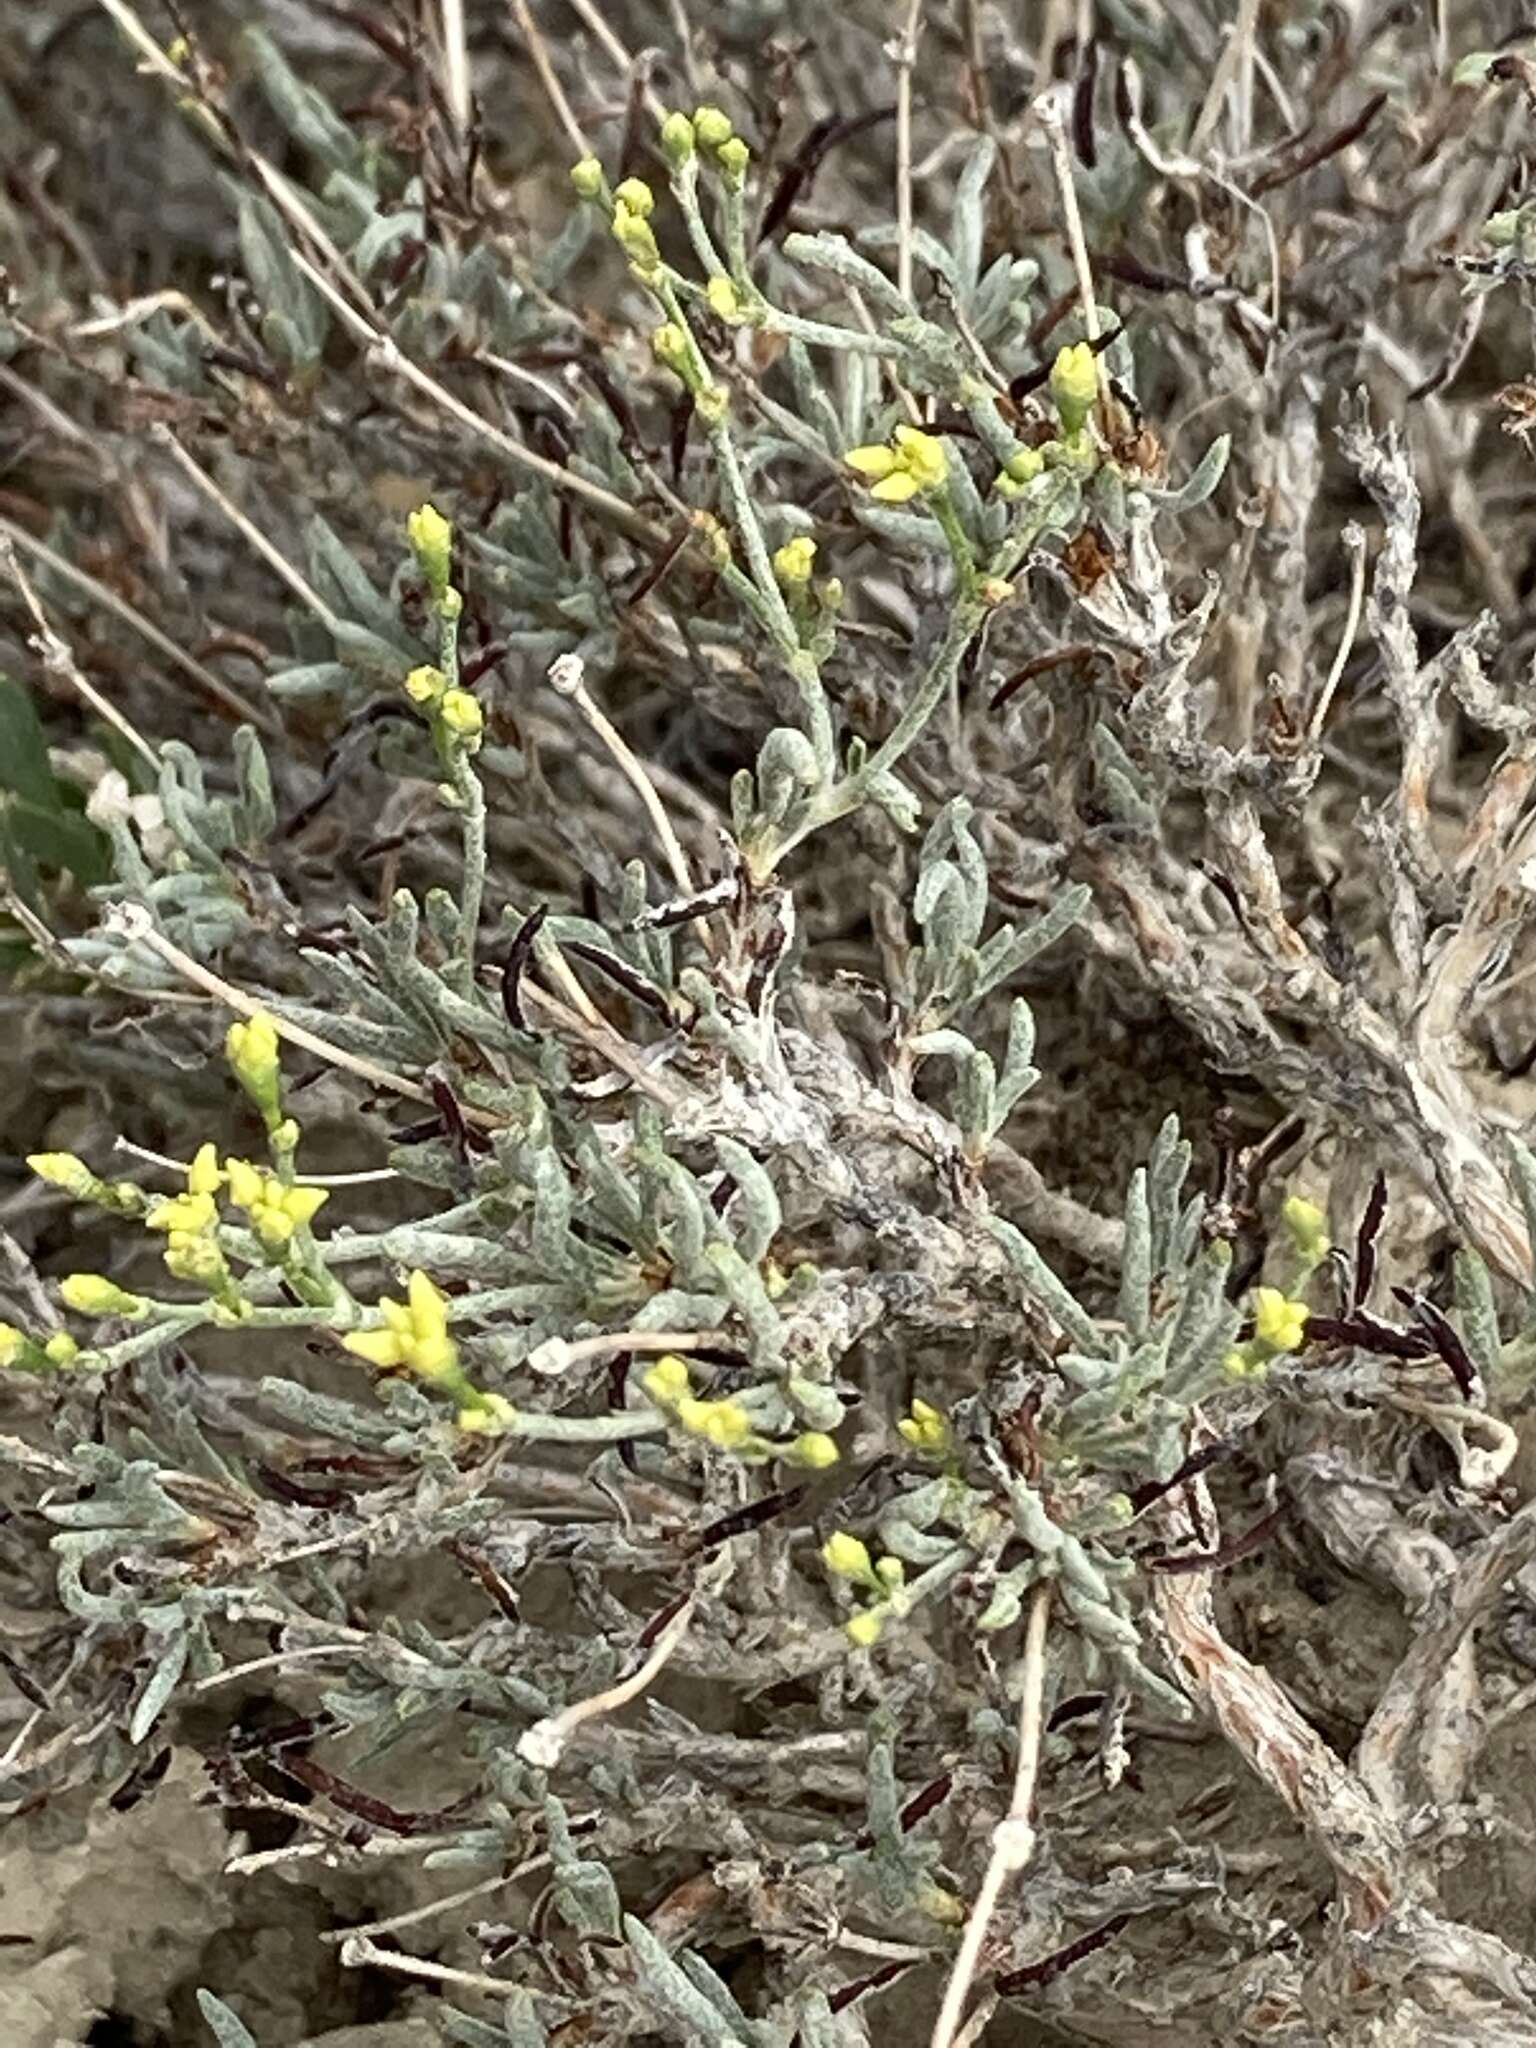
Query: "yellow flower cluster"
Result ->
[[845, 426, 947, 503], [897, 1396, 950, 1456], [640, 1352, 836, 1465], [343, 1269, 460, 1382], [223, 1156, 328, 1250], [821, 1529, 906, 1647], [772, 536, 817, 586], [403, 662, 483, 749], [1251, 1286, 1309, 1354]]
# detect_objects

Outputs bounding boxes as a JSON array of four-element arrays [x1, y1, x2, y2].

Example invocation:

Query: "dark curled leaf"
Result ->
[[1250, 93, 1388, 197], [899, 1771, 954, 1832], [828, 1957, 913, 2012], [693, 1486, 805, 1554], [562, 940, 675, 1023], [1073, 36, 1100, 167], [109, 1743, 173, 1811], [501, 904, 549, 1030], [1394, 1291, 1479, 1396], [758, 106, 897, 244], [272, 1754, 476, 1835], [1354, 1171, 1388, 1308], [995, 1913, 1133, 1994], [428, 1074, 490, 1159], [1127, 1440, 1232, 1515], [1148, 1501, 1288, 1574], [669, 392, 694, 483], [636, 1588, 692, 1650], [0, 1643, 50, 1711], [1047, 1691, 1107, 1730]]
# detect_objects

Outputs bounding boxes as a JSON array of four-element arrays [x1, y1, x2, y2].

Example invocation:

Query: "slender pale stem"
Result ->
[[931, 1582, 1052, 2048], [894, 0, 926, 303]]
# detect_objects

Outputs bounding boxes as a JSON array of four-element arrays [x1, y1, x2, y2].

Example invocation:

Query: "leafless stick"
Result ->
[[151, 427, 343, 635], [0, 540, 160, 770], [1033, 93, 1100, 343], [1308, 523, 1367, 742], [0, 513, 276, 732], [441, 0, 471, 137], [508, 0, 591, 159], [517, 1592, 698, 1767], [561, 0, 666, 121], [548, 653, 694, 897], [894, 0, 926, 304], [286, 247, 664, 546], [930, 1582, 1052, 2048]]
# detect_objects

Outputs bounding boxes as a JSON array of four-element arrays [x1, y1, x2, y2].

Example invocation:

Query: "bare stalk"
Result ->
[[894, 0, 927, 304], [508, 0, 591, 159], [930, 1582, 1052, 2048], [517, 1593, 698, 1768]]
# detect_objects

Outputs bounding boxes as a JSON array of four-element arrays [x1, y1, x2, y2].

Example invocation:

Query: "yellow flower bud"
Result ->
[[612, 176, 655, 218], [822, 1530, 874, 1582], [651, 323, 690, 373], [677, 1395, 752, 1448], [772, 536, 817, 586], [458, 1392, 518, 1435], [1282, 1194, 1330, 1263], [570, 156, 605, 200], [187, 1143, 223, 1197], [642, 1353, 692, 1404], [405, 664, 447, 704], [659, 111, 695, 165], [227, 1011, 283, 1124], [44, 1332, 79, 1365], [845, 1608, 885, 1648], [612, 203, 660, 270], [693, 105, 734, 149], [0, 1324, 25, 1367], [705, 274, 740, 321], [1049, 340, 1099, 433], [27, 1152, 100, 1200], [438, 688, 484, 747], [875, 1555, 906, 1590], [784, 1430, 840, 1469], [61, 1273, 146, 1317], [1005, 446, 1044, 484], [717, 137, 750, 183], [407, 502, 454, 602]]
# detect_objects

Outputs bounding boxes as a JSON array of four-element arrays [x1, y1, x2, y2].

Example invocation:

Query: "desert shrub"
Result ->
[[8, 6, 1536, 2046]]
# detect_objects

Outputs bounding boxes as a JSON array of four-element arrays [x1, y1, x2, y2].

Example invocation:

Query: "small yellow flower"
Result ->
[[897, 1396, 950, 1456], [784, 1430, 840, 1469], [845, 1607, 885, 1648], [705, 275, 740, 321], [676, 1395, 752, 1448], [893, 426, 946, 490], [164, 1233, 228, 1290], [1251, 1286, 1309, 1355], [822, 1530, 874, 1582], [44, 1332, 79, 1366], [642, 1353, 692, 1405], [227, 1011, 283, 1124], [61, 1273, 146, 1317], [875, 1555, 906, 1590], [0, 1324, 24, 1368], [772, 536, 817, 585], [612, 176, 655, 218], [407, 502, 454, 601], [570, 156, 605, 200], [693, 105, 734, 149], [846, 428, 946, 503], [1049, 341, 1099, 433], [344, 1269, 461, 1386], [147, 1191, 218, 1237], [438, 689, 484, 748], [27, 1152, 99, 1200]]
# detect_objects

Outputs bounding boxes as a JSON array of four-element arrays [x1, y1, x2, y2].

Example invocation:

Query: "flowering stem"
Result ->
[[450, 750, 487, 991]]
